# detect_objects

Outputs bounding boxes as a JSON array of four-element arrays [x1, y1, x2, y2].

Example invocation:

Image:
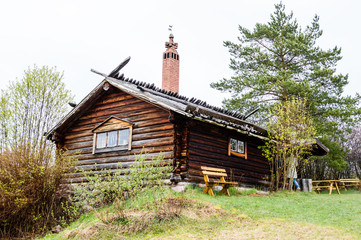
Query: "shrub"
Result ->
[[70, 151, 174, 212], [0, 144, 73, 238]]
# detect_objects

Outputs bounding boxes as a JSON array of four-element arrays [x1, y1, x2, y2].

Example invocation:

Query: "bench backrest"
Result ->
[[201, 166, 228, 183]]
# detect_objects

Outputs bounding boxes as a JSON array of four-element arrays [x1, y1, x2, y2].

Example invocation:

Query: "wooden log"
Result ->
[[135, 118, 170, 128], [75, 151, 174, 166], [94, 93, 134, 105], [190, 130, 228, 144], [189, 141, 227, 155], [132, 136, 174, 148], [188, 155, 269, 175], [132, 129, 174, 141], [65, 135, 93, 144], [74, 158, 173, 172], [65, 141, 93, 150], [76, 108, 160, 127], [88, 97, 144, 113], [189, 134, 225, 149], [75, 145, 173, 161], [80, 102, 156, 120], [132, 123, 173, 134], [67, 114, 170, 134]]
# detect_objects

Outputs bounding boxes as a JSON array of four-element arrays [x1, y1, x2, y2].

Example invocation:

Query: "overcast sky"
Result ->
[[1, 0, 360, 108]]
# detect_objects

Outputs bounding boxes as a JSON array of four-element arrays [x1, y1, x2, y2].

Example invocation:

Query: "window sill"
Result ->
[[230, 151, 246, 158], [94, 146, 129, 154]]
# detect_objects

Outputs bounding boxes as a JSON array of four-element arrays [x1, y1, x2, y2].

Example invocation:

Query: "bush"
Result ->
[[0, 144, 73, 238], [70, 151, 174, 212]]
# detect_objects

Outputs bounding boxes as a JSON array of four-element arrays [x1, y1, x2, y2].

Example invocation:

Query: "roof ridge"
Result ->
[[111, 74, 246, 120]]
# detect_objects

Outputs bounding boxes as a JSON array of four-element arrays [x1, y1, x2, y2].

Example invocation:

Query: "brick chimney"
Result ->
[[162, 33, 179, 93]]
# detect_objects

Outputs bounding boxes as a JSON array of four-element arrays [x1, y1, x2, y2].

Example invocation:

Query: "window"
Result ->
[[92, 117, 133, 154], [229, 138, 247, 158]]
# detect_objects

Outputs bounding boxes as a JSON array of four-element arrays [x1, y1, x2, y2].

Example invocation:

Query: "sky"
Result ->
[[1, 0, 360, 107]]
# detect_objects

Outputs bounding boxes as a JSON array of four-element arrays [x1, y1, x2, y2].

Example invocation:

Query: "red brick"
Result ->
[[162, 34, 179, 93]]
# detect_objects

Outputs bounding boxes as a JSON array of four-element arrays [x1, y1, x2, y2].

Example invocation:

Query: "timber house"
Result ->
[[47, 34, 327, 189]]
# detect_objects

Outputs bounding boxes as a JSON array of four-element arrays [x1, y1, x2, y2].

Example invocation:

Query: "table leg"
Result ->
[[335, 182, 340, 195], [329, 182, 333, 195]]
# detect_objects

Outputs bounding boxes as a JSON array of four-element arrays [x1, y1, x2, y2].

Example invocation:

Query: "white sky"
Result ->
[[1, 0, 360, 107]]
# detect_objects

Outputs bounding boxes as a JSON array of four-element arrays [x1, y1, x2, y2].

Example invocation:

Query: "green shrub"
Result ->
[[69, 151, 174, 213], [0, 144, 74, 238]]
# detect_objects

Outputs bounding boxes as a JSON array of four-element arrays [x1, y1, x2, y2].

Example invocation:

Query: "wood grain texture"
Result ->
[[59, 86, 175, 182], [186, 120, 269, 188]]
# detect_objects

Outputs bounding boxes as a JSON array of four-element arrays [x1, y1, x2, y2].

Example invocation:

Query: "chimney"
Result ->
[[162, 33, 179, 93]]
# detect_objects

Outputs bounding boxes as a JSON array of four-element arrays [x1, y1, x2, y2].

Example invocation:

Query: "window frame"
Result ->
[[92, 117, 133, 154], [228, 137, 247, 159]]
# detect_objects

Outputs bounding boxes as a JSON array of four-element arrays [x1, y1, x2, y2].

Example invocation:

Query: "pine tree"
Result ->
[[211, 3, 361, 177]]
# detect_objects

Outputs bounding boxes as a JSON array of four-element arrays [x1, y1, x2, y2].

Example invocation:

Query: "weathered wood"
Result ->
[[67, 113, 170, 134], [136, 118, 170, 128], [76, 108, 158, 127], [74, 159, 173, 172], [88, 97, 144, 113], [132, 130, 174, 141], [93, 119, 132, 133], [94, 92, 134, 106], [132, 123, 173, 135], [79, 102, 157, 121], [76, 145, 173, 161], [60, 88, 175, 184], [76, 151, 174, 166], [132, 137, 174, 148]]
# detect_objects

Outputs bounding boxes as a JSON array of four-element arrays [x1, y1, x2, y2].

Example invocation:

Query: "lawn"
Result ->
[[39, 187, 361, 240]]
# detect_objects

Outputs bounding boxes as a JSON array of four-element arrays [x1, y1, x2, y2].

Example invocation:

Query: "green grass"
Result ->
[[39, 187, 361, 240], [190, 187, 361, 235]]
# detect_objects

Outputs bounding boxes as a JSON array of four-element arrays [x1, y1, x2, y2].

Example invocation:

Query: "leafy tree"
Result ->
[[344, 125, 361, 178], [211, 2, 361, 176], [262, 98, 316, 191], [0, 66, 74, 237], [0, 65, 73, 152], [0, 91, 10, 152]]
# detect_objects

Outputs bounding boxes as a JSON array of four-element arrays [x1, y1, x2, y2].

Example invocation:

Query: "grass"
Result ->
[[39, 187, 361, 240]]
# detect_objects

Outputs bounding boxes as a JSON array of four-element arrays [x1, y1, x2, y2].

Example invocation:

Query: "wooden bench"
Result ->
[[201, 166, 238, 196], [312, 180, 340, 195], [338, 178, 361, 191]]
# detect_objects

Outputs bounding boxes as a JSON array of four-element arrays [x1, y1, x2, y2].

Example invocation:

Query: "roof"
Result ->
[[46, 70, 268, 141], [46, 59, 328, 156]]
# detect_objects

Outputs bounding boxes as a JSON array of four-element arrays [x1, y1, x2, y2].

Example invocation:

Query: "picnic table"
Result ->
[[338, 178, 361, 191], [312, 180, 340, 195]]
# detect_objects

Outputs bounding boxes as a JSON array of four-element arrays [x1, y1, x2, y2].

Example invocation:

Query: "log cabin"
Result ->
[[47, 34, 328, 189]]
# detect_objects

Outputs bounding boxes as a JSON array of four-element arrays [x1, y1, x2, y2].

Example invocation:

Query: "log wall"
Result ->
[[60, 86, 175, 183], [186, 120, 270, 188]]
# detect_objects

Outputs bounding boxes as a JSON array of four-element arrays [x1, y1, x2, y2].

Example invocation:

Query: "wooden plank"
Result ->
[[132, 123, 173, 134], [75, 145, 173, 160], [65, 141, 93, 150], [202, 171, 228, 177], [88, 97, 144, 112], [67, 116, 169, 134], [94, 92, 134, 105], [201, 166, 227, 172], [76, 108, 160, 127], [132, 136, 174, 148], [75, 151, 174, 166], [136, 118, 170, 128], [80, 102, 157, 120], [74, 158, 173, 172], [132, 130, 174, 141]]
